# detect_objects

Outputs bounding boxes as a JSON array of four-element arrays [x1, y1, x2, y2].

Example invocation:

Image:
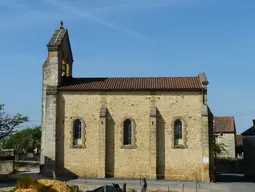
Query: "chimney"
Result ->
[[253, 119, 255, 126]]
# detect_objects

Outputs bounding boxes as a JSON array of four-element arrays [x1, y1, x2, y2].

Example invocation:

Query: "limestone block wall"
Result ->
[[55, 91, 211, 182], [0, 161, 14, 174], [155, 92, 203, 181], [41, 30, 73, 172], [0, 149, 14, 174], [216, 133, 236, 158]]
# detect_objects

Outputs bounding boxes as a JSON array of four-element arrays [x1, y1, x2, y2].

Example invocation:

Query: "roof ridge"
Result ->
[[215, 116, 234, 118], [71, 76, 199, 79], [59, 76, 203, 91]]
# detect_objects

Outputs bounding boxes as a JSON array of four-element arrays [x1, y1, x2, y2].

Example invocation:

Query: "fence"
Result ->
[[215, 158, 244, 174]]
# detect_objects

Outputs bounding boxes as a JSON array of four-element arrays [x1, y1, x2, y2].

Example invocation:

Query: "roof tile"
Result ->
[[236, 134, 243, 146], [58, 77, 203, 91], [213, 116, 236, 133]]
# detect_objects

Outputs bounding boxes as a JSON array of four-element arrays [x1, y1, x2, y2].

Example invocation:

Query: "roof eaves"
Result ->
[[57, 87, 203, 92], [241, 126, 255, 136]]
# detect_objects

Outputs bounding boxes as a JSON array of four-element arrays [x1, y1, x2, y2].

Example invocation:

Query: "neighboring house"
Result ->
[[40, 22, 215, 182], [241, 120, 255, 180], [213, 116, 236, 158], [236, 134, 243, 158]]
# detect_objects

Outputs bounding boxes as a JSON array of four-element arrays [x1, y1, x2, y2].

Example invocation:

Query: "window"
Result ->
[[174, 119, 183, 147], [70, 117, 86, 148], [61, 58, 66, 77], [73, 119, 81, 145], [172, 117, 187, 149], [66, 63, 70, 77], [120, 117, 137, 149], [174, 119, 182, 139], [66, 58, 70, 77], [123, 119, 132, 145]]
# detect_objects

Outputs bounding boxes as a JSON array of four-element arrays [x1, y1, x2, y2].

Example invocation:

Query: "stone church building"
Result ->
[[40, 23, 215, 182]]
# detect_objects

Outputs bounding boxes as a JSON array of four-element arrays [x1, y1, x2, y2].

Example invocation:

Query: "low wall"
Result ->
[[0, 160, 14, 174], [0, 149, 15, 174], [215, 158, 244, 174]]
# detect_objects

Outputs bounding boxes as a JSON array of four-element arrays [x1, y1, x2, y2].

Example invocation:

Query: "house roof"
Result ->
[[58, 77, 205, 91], [213, 116, 236, 133], [241, 121, 255, 136], [236, 134, 243, 146]]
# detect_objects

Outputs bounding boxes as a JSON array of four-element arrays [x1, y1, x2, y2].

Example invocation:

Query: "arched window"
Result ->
[[174, 119, 182, 140], [66, 58, 70, 77], [73, 119, 81, 145], [123, 119, 132, 145], [61, 58, 66, 77]]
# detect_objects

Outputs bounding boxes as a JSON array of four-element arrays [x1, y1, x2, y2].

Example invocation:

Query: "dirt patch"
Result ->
[[37, 179, 71, 192], [11, 176, 72, 192]]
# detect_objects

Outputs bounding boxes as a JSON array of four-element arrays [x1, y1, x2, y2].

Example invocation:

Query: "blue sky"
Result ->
[[0, 0, 255, 133]]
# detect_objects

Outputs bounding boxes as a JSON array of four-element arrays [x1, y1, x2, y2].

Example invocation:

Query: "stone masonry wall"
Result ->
[[41, 29, 73, 175], [0, 149, 14, 174], [216, 133, 236, 158], [0, 160, 14, 174], [55, 91, 211, 182]]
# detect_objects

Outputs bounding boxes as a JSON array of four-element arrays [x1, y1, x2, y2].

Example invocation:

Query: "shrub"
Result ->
[[15, 161, 22, 169], [40, 186, 57, 192], [216, 157, 241, 161], [128, 188, 137, 192], [15, 177, 72, 192], [16, 176, 37, 189]]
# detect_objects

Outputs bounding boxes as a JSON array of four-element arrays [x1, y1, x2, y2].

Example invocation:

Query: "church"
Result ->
[[40, 22, 215, 182]]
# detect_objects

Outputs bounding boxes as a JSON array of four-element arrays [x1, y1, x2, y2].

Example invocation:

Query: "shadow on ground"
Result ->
[[215, 173, 255, 183], [0, 174, 16, 189]]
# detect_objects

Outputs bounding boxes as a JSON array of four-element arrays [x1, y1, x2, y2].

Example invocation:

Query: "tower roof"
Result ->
[[47, 21, 67, 47], [46, 21, 74, 62]]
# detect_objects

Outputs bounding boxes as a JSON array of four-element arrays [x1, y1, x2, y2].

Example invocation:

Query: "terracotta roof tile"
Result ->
[[236, 134, 243, 146], [213, 116, 236, 133], [58, 77, 203, 91]]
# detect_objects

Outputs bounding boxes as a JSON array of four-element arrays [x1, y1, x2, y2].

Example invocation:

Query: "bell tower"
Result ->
[[40, 21, 74, 175]]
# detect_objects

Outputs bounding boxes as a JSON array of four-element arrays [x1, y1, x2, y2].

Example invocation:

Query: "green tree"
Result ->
[[0, 104, 29, 139], [213, 142, 227, 158], [0, 126, 41, 154]]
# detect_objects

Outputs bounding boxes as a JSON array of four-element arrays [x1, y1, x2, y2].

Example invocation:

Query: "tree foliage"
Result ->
[[0, 126, 41, 154], [213, 142, 227, 157], [0, 104, 29, 139]]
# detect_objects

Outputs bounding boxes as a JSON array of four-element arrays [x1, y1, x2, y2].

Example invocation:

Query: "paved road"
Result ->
[[1, 172, 255, 192], [66, 177, 255, 192]]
